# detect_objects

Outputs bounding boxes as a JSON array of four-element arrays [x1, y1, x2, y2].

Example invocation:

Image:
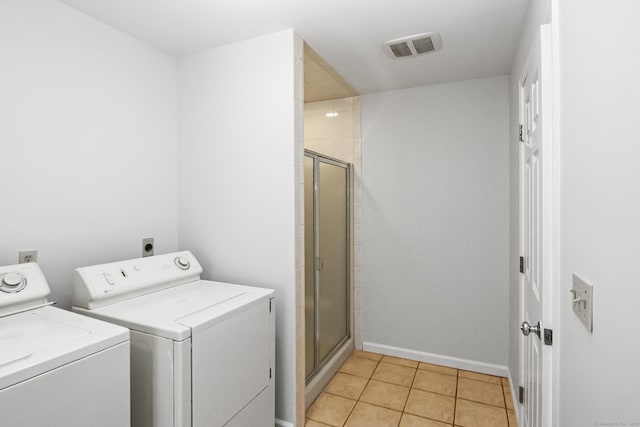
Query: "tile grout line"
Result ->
[[340, 355, 381, 426], [456, 396, 510, 410], [453, 369, 459, 426], [502, 379, 509, 427], [456, 376, 511, 409], [366, 362, 417, 389], [369, 357, 409, 424], [400, 364, 418, 416], [307, 353, 375, 426], [357, 354, 415, 426], [401, 375, 461, 402]]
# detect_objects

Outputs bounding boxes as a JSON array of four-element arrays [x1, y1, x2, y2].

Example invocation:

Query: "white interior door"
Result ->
[[519, 24, 554, 427]]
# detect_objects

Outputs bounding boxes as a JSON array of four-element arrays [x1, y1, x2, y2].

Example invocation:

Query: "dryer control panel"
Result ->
[[0, 263, 50, 316], [72, 251, 203, 309]]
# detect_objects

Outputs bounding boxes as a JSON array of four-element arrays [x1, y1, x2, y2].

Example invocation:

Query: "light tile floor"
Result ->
[[306, 351, 517, 427]]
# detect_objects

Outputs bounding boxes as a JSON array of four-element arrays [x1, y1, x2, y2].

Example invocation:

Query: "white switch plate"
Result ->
[[572, 274, 593, 332]]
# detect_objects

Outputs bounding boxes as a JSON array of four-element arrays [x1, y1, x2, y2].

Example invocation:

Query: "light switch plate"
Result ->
[[572, 274, 593, 332]]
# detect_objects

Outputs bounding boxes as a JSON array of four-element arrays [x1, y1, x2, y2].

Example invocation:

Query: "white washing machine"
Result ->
[[72, 251, 275, 427], [0, 262, 130, 427]]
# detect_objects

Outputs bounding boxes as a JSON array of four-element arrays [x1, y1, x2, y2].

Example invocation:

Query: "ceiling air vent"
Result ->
[[384, 32, 442, 59]]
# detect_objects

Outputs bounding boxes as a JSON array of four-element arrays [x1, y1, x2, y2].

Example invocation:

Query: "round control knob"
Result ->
[[3, 273, 23, 287], [0, 272, 27, 293], [174, 256, 190, 270]]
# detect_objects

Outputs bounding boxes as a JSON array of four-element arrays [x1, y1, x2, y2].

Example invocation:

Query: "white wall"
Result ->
[[361, 76, 510, 367], [556, 1, 640, 424], [508, 0, 551, 399], [0, 0, 178, 308], [177, 30, 298, 424]]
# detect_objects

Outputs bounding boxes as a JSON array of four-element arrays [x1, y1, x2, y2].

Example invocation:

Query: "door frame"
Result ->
[[517, 23, 558, 427]]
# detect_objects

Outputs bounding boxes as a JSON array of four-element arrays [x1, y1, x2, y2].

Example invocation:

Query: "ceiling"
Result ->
[[59, 0, 530, 95]]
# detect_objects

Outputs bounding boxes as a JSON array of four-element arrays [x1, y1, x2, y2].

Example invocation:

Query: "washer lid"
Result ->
[[79, 280, 274, 341], [0, 306, 129, 390]]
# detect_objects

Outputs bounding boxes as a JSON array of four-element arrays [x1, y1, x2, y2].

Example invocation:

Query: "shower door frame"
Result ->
[[305, 150, 352, 385]]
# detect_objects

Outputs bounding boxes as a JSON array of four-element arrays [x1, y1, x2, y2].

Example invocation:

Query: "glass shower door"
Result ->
[[305, 152, 350, 382], [304, 156, 316, 379], [317, 161, 349, 362]]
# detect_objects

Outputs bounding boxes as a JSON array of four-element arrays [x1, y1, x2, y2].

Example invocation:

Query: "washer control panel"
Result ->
[[72, 251, 203, 309], [0, 263, 50, 315]]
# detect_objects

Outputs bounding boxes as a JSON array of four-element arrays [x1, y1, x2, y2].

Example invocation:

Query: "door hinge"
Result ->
[[269, 299, 272, 313], [269, 368, 272, 379], [519, 256, 525, 274], [519, 124, 524, 142], [544, 328, 553, 346], [519, 386, 524, 404]]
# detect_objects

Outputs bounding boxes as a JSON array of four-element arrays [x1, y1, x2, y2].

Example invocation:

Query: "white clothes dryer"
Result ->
[[0, 262, 130, 427], [72, 251, 275, 427]]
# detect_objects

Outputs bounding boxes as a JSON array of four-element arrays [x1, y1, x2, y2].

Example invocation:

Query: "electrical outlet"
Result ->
[[142, 237, 154, 257], [19, 250, 38, 264], [571, 274, 593, 332]]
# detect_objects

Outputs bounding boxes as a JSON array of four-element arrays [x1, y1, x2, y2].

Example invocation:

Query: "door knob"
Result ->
[[521, 321, 541, 338]]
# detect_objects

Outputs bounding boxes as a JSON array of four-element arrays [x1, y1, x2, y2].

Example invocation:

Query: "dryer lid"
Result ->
[[80, 280, 274, 341], [0, 306, 129, 390]]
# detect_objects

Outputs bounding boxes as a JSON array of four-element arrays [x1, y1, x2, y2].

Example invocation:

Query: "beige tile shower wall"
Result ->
[[304, 97, 363, 351], [304, 98, 355, 163]]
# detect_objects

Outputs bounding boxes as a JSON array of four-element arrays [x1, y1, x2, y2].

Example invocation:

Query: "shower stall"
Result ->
[[304, 150, 352, 402]]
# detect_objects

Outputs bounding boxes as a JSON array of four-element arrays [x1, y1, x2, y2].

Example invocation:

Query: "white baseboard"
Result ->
[[275, 418, 294, 427], [362, 341, 509, 377], [506, 368, 522, 426]]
